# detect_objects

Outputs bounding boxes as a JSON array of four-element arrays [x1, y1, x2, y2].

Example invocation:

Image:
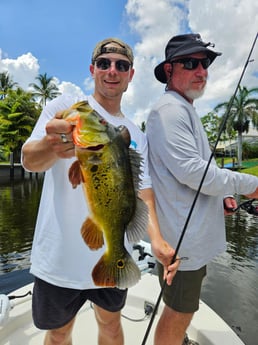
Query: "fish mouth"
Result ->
[[85, 144, 104, 151]]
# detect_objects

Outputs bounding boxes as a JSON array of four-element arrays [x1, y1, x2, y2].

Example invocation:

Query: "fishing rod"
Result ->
[[141, 31, 258, 345]]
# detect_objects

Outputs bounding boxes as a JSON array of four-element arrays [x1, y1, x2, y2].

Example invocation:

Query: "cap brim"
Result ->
[[154, 47, 222, 84]]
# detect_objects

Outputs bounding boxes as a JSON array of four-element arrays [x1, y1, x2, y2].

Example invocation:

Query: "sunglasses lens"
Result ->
[[202, 58, 211, 69], [172, 58, 211, 70], [116, 60, 131, 72], [96, 58, 111, 70], [95, 58, 131, 72], [184, 59, 198, 70]]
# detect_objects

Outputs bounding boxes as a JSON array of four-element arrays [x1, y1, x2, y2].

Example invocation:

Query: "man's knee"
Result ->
[[44, 318, 75, 345], [94, 306, 122, 337]]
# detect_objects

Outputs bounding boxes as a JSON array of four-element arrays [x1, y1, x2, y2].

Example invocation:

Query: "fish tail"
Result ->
[[92, 251, 141, 288]]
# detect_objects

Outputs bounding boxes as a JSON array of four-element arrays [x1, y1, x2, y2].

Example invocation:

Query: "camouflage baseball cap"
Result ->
[[92, 38, 134, 65]]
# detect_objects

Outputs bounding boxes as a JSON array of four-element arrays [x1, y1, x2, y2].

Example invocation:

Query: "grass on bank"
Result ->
[[216, 157, 258, 177]]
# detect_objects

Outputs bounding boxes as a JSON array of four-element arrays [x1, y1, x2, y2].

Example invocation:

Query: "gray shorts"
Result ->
[[157, 262, 206, 313], [32, 277, 127, 330]]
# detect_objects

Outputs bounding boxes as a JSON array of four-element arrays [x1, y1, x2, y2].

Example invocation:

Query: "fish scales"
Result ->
[[62, 101, 148, 288]]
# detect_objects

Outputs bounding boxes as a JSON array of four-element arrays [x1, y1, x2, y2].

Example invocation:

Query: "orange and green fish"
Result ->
[[61, 101, 148, 288]]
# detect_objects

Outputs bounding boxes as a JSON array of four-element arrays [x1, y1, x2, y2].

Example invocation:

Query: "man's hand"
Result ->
[[223, 197, 237, 215], [22, 112, 76, 172], [45, 112, 75, 159], [151, 237, 179, 286]]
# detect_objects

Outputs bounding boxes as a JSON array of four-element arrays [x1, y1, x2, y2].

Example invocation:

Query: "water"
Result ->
[[0, 177, 257, 345], [0, 176, 43, 289]]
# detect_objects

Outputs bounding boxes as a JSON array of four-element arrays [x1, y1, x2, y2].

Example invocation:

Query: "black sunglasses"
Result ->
[[95, 58, 132, 72], [171, 57, 211, 70]]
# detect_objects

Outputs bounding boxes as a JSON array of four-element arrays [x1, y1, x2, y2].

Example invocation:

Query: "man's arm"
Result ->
[[139, 188, 179, 285], [22, 116, 74, 172]]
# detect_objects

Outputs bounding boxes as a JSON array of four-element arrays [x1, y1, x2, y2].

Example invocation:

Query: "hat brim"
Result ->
[[154, 47, 221, 83]]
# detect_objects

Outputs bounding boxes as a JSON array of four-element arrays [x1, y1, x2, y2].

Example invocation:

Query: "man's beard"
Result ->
[[185, 87, 205, 100]]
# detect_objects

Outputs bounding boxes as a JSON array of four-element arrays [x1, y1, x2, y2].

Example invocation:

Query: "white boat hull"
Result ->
[[0, 273, 245, 345]]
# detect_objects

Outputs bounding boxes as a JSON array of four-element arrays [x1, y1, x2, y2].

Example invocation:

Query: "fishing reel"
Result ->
[[227, 199, 258, 216], [236, 199, 258, 215]]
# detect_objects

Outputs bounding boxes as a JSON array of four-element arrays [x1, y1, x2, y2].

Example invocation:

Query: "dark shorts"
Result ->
[[32, 277, 128, 330], [157, 262, 206, 313]]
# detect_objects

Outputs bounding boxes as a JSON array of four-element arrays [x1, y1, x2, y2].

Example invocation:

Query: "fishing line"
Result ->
[[141, 31, 258, 345]]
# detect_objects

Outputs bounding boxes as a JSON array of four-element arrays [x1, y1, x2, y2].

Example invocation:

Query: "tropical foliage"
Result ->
[[0, 72, 61, 162], [0, 72, 18, 100], [214, 86, 258, 166], [29, 73, 61, 106], [0, 88, 41, 161]]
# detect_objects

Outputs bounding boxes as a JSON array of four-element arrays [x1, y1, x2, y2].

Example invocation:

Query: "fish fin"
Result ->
[[92, 251, 141, 288], [126, 197, 149, 243], [68, 160, 83, 188], [128, 148, 144, 192], [81, 218, 104, 250]]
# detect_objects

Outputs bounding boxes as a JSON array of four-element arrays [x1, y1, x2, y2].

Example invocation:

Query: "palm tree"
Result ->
[[0, 72, 18, 99], [0, 88, 41, 161], [29, 72, 61, 106], [215, 86, 258, 167]]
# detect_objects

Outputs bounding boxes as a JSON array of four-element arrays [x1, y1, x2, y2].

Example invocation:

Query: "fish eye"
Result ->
[[99, 119, 107, 125], [116, 259, 125, 269]]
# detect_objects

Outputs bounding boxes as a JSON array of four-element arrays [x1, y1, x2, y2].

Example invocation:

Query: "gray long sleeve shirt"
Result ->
[[147, 91, 258, 270]]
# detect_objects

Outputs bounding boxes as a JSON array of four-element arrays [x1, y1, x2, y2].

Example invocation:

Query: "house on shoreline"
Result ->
[[216, 127, 258, 157]]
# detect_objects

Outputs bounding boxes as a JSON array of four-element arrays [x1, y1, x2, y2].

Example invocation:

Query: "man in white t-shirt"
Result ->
[[22, 38, 178, 345]]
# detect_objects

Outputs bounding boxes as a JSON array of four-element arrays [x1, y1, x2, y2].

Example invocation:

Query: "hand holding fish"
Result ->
[[22, 113, 75, 172], [45, 113, 75, 159]]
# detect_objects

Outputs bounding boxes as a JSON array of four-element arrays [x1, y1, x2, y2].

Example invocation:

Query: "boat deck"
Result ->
[[0, 273, 245, 345]]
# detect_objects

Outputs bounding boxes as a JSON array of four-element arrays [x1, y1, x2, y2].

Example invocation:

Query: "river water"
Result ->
[[0, 176, 257, 345]]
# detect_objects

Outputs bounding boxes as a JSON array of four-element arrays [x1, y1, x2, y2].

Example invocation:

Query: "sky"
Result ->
[[0, 0, 258, 125]]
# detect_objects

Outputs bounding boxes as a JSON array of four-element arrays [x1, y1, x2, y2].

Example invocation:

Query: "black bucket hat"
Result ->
[[154, 33, 222, 83]]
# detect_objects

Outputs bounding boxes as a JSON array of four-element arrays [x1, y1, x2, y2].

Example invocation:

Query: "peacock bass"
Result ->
[[61, 101, 148, 288]]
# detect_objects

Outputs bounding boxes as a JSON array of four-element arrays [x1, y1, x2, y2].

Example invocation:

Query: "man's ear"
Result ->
[[164, 63, 173, 78], [89, 64, 94, 77]]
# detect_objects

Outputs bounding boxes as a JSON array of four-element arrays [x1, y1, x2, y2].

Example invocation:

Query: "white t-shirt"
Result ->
[[23, 94, 152, 289]]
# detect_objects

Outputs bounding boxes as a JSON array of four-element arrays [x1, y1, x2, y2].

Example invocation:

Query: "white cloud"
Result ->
[[188, 0, 258, 116], [0, 0, 257, 126], [58, 81, 86, 99], [0, 51, 86, 101], [122, 0, 258, 124], [0, 52, 40, 89], [122, 0, 188, 124]]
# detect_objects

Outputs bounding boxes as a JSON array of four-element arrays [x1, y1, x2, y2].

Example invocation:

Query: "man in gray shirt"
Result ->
[[146, 33, 258, 345]]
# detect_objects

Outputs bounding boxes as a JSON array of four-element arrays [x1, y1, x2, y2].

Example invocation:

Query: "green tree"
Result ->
[[0, 71, 18, 100], [30, 72, 61, 106], [201, 111, 220, 145], [215, 86, 258, 167], [0, 88, 41, 162]]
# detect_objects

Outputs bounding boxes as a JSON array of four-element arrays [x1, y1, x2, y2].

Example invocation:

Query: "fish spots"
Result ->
[[90, 165, 98, 173]]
